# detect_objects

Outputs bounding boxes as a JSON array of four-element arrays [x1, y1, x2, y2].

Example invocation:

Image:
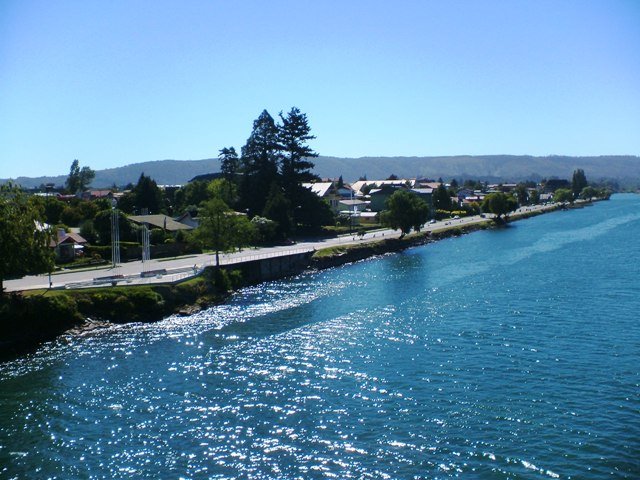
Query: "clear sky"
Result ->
[[1, 0, 639, 179]]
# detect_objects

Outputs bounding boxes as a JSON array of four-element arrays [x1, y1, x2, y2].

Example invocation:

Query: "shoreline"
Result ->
[[1, 202, 567, 361]]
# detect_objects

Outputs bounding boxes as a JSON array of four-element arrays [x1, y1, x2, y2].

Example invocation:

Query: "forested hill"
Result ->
[[313, 155, 640, 185], [5, 155, 640, 189]]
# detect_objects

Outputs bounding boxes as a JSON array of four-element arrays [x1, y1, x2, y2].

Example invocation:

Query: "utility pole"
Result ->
[[141, 208, 150, 273], [111, 199, 120, 268]]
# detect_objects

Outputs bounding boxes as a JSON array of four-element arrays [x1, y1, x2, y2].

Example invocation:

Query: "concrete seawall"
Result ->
[[220, 251, 315, 284]]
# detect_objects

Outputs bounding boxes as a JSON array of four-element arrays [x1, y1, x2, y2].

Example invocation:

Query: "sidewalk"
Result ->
[[4, 205, 556, 292]]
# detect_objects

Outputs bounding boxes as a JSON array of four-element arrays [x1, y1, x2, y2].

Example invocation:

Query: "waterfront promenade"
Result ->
[[4, 204, 556, 292]]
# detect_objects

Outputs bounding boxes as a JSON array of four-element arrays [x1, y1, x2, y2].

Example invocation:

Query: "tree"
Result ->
[[208, 178, 238, 208], [482, 192, 518, 221], [514, 184, 529, 206], [0, 183, 54, 293], [572, 169, 588, 199], [173, 180, 211, 215], [277, 107, 320, 226], [553, 188, 573, 204], [380, 190, 430, 238], [530, 189, 540, 205], [197, 198, 255, 267], [219, 147, 240, 181], [65, 159, 95, 194], [28, 195, 66, 225], [93, 209, 136, 245], [579, 186, 598, 200], [239, 110, 280, 216], [432, 184, 452, 211], [251, 216, 278, 244], [278, 107, 318, 187], [120, 173, 164, 214], [262, 183, 293, 239], [294, 186, 335, 231]]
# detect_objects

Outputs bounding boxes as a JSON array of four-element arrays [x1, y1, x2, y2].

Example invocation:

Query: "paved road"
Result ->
[[4, 204, 557, 292]]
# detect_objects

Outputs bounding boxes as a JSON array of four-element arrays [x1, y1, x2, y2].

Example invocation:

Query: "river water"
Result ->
[[1, 195, 639, 479]]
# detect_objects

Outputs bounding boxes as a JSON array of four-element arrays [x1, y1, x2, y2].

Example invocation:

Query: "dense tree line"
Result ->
[[195, 107, 333, 248], [0, 183, 53, 293]]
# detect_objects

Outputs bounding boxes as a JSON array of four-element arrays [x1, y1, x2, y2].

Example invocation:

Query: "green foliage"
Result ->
[[263, 184, 292, 239], [60, 205, 83, 226], [432, 184, 452, 211], [206, 268, 243, 293], [150, 228, 170, 245], [219, 147, 240, 181], [75, 287, 165, 322], [197, 198, 256, 266], [208, 178, 238, 207], [553, 188, 573, 203], [294, 186, 335, 229], [0, 183, 54, 293], [93, 209, 137, 245], [279, 107, 318, 189], [572, 169, 588, 198], [482, 192, 518, 219], [119, 173, 164, 214], [579, 186, 598, 200], [79, 219, 98, 244], [380, 189, 430, 237], [530, 189, 540, 204], [465, 202, 481, 215], [251, 216, 278, 243], [28, 195, 66, 225], [173, 180, 212, 215], [239, 110, 280, 216], [514, 184, 529, 206], [65, 159, 95, 194], [0, 293, 82, 347]]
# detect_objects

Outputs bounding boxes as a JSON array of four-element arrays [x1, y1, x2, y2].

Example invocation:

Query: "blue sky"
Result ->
[[1, 0, 639, 179]]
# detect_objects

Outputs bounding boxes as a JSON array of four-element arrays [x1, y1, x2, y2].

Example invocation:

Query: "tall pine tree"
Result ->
[[240, 110, 280, 216], [219, 147, 239, 181], [278, 107, 320, 227], [571, 169, 588, 199], [278, 107, 318, 189]]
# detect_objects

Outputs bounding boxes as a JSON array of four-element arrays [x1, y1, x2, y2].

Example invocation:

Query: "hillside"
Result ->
[[4, 155, 639, 189]]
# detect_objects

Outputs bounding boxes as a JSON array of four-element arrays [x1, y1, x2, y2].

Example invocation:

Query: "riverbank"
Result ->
[[0, 269, 242, 361], [1, 203, 565, 361]]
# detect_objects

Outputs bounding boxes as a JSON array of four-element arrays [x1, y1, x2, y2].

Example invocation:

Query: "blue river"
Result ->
[[1, 195, 639, 479]]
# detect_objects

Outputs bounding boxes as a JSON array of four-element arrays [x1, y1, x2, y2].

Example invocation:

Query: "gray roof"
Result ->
[[128, 214, 193, 231]]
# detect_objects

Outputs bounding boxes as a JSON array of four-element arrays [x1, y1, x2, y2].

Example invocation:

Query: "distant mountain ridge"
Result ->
[[4, 155, 639, 189]]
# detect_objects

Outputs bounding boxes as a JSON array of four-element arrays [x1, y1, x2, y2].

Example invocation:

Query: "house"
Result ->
[[410, 188, 434, 210], [369, 184, 403, 212], [81, 189, 114, 201], [367, 185, 433, 212], [50, 229, 87, 262], [174, 211, 199, 229], [456, 188, 475, 200], [127, 214, 193, 231], [338, 198, 368, 213], [302, 180, 353, 212], [350, 179, 416, 197], [417, 181, 442, 190]]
